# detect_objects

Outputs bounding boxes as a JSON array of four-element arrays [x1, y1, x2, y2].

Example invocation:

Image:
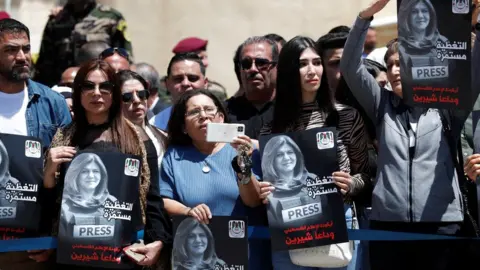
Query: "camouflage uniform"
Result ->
[[34, 3, 133, 87]]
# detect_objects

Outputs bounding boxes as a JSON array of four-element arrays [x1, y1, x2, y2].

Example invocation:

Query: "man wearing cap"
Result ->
[[35, 0, 133, 87], [172, 37, 227, 101]]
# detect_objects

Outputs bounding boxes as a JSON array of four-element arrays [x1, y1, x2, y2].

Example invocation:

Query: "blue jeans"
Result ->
[[271, 205, 361, 270]]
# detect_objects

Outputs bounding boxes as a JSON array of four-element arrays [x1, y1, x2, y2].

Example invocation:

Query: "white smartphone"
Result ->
[[206, 123, 245, 143]]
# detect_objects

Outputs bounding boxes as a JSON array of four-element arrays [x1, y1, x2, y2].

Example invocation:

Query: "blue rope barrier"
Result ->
[[0, 230, 145, 253], [0, 227, 471, 253]]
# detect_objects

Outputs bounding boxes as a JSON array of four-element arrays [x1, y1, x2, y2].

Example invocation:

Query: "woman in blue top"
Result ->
[[159, 89, 270, 269]]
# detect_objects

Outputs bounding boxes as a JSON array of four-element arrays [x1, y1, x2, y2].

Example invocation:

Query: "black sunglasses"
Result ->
[[240, 57, 274, 70], [81, 81, 114, 93], [99, 47, 130, 61], [122, 90, 150, 103]]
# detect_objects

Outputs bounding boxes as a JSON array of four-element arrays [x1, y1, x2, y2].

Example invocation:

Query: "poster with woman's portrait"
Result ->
[[259, 127, 348, 251], [397, 0, 472, 109], [0, 133, 43, 240], [56, 151, 142, 269], [172, 216, 248, 270]]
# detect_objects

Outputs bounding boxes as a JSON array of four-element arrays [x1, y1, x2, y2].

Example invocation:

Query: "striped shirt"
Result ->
[[259, 102, 370, 196]]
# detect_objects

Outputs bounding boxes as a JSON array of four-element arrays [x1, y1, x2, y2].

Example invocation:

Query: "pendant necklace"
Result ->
[[202, 161, 211, 174]]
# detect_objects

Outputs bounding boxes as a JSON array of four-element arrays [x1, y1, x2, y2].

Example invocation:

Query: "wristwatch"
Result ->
[[231, 155, 252, 185]]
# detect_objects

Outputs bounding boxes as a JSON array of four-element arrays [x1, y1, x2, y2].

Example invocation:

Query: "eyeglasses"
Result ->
[[185, 106, 218, 119], [240, 57, 275, 70], [99, 47, 130, 61], [122, 90, 150, 103], [80, 81, 114, 95]]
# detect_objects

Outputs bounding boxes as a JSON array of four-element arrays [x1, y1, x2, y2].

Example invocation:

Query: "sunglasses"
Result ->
[[99, 47, 130, 61], [240, 57, 274, 70], [81, 81, 114, 95], [122, 90, 150, 103]]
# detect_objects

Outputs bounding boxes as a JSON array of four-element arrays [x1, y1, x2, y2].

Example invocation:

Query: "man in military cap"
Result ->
[[34, 0, 133, 87], [172, 37, 227, 101]]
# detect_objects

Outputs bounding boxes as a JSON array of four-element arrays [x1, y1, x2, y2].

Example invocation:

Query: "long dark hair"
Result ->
[[167, 89, 229, 147], [115, 69, 167, 147], [71, 59, 138, 154], [272, 36, 336, 133]]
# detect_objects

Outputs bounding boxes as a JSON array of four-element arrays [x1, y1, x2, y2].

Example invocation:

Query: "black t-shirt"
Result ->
[[224, 95, 274, 140]]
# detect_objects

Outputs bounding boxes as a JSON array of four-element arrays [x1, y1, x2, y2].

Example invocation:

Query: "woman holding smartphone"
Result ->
[[159, 89, 270, 269]]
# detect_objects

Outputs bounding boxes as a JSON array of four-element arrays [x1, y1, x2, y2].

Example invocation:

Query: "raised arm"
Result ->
[[340, 0, 390, 122]]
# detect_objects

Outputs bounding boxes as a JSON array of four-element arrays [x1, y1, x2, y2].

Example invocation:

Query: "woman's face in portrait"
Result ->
[[78, 161, 101, 192], [184, 94, 224, 143], [273, 143, 297, 177], [299, 48, 323, 98], [186, 226, 208, 256], [409, 2, 430, 33]]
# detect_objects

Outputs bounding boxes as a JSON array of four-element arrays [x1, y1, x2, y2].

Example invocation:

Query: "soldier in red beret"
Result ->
[[172, 37, 209, 68], [172, 37, 228, 101]]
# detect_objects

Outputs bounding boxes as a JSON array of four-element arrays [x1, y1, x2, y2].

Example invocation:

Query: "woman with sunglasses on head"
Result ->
[[43, 59, 171, 269], [159, 89, 271, 270], [256, 36, 370, 270]]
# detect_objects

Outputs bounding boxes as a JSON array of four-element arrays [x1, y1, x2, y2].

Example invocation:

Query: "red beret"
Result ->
[[172, 37, 208, 53], [0, 11, 10, 20]]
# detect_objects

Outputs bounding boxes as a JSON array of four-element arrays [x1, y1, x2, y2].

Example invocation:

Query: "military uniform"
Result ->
[[34, 3, 133, 87]]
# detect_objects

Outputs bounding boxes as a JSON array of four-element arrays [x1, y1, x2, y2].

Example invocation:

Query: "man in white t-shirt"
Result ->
[[0, 18, 71, 270]]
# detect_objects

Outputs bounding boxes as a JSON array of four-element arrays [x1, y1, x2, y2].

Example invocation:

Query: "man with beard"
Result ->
[[0, 19, 71, 269], [35, 0, 132, 87]]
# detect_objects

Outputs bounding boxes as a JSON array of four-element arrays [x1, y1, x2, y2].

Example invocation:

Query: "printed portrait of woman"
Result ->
[[172, 217, 226, 270], [0, 139, 20, 208], [59, 152, 117, 239], [398, 0, 451, 82], [261, 135, 328, 229]]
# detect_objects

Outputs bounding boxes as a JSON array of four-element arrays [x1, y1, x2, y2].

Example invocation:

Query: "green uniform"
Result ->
[[34, 3, 133, 87]]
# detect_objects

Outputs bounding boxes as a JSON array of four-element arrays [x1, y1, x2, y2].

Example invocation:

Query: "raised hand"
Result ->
[[359, 0, 390, 20]]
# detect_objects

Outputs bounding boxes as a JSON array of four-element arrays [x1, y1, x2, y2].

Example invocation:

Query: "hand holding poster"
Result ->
[[56, 151, 142, 269], [259, 128, 348, 251], [398, 0, 472, 109], [0, 133, 43, 240], [172, 216, 248, 270]]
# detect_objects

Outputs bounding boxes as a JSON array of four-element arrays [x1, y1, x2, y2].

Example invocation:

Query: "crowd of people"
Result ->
[[1, 0, 480, 269]]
